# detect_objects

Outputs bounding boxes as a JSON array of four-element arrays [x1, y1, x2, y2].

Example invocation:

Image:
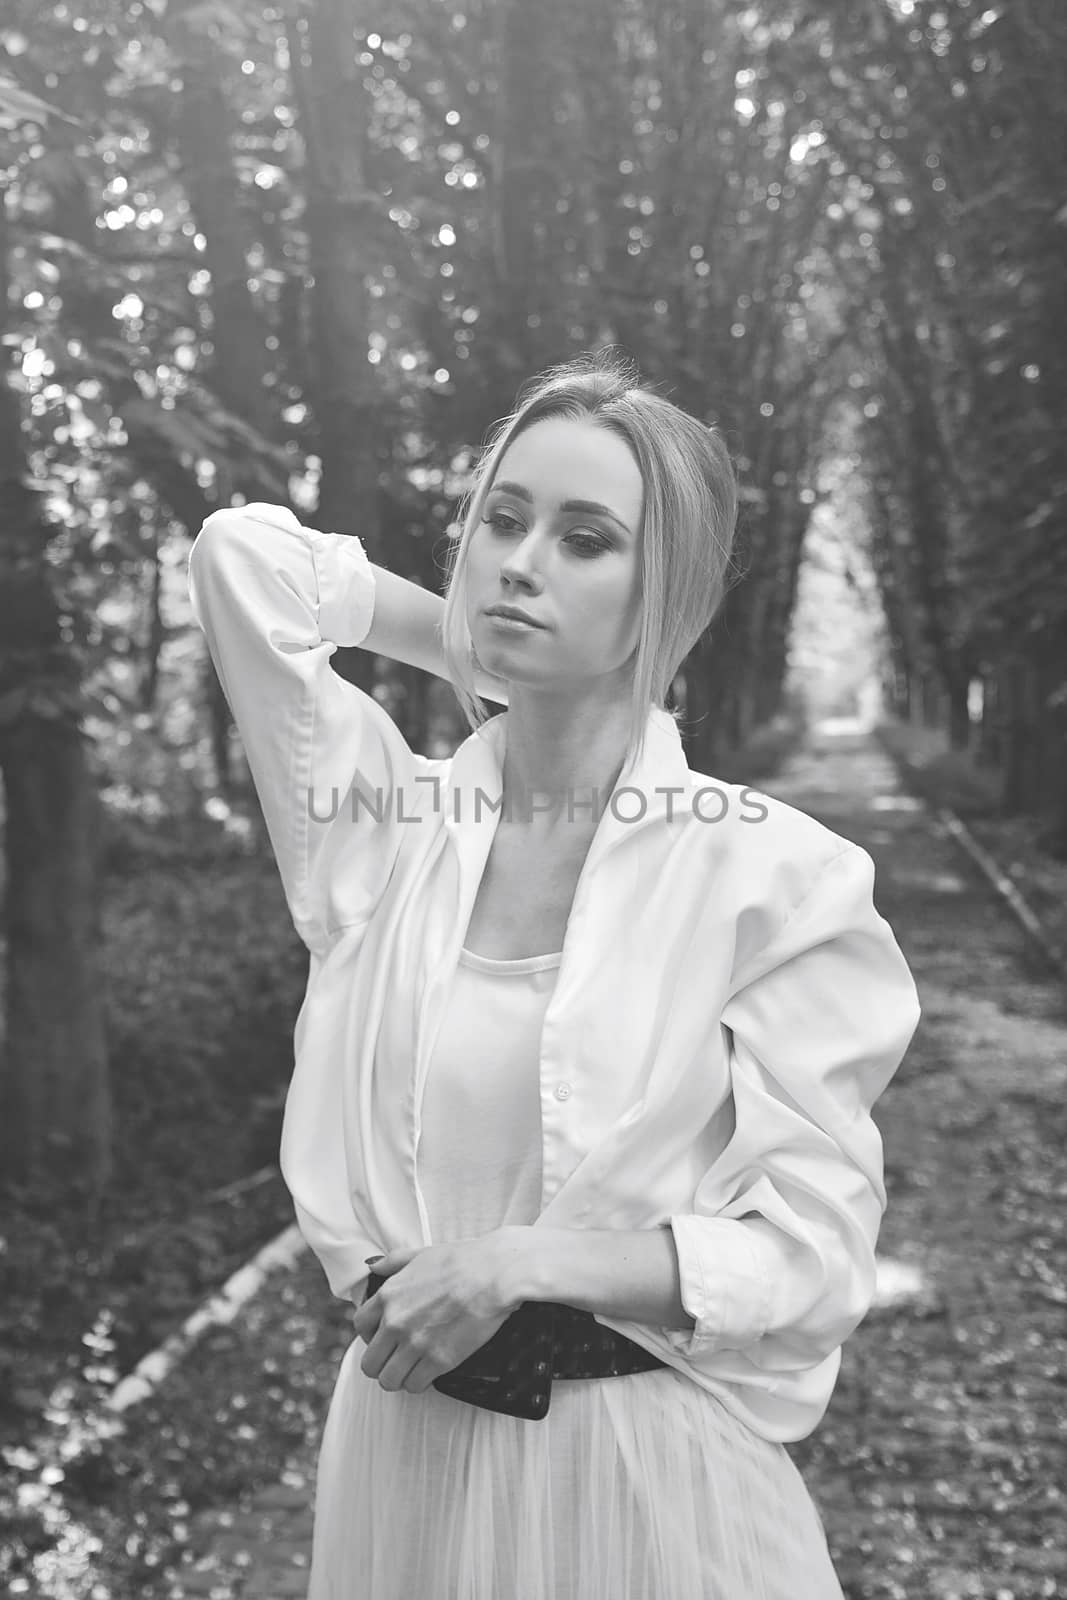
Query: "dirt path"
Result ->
[[170, 728, 1066, 1600]]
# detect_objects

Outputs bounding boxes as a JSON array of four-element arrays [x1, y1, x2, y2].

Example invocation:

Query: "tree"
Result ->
[[0, 75, 111, 1205]]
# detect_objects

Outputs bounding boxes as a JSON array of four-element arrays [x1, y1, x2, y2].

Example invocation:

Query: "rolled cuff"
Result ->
[[664, 1214, 772, 1357], [307, 523, 377, 648]]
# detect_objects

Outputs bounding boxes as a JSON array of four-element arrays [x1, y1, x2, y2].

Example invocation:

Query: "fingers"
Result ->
[[382, 1351, 431, 1393], [351, 1299, 382, 1344], [358, 1314, 442, 1394], [359, 1327, 389, 1380], [402, 1358, 440, 1394], [361, 1334, 428, 1393]]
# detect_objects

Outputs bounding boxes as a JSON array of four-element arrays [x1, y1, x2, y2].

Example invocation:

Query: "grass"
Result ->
[[875, 716, 1067, 971]]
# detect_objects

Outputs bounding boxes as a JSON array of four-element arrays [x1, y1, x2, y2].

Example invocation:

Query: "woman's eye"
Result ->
[[481, 512, 606, 556], [566, 533, 607, 557]]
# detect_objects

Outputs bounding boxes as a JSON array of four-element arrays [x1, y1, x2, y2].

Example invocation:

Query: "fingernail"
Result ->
[[365, 1255, 383, 1265]]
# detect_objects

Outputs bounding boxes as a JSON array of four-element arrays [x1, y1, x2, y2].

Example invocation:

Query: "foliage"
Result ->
[[876, 718, 1003, 818], [0, 827, 306, 1580], [0, 0, 909, 763], [0, 2, 1059, 779]]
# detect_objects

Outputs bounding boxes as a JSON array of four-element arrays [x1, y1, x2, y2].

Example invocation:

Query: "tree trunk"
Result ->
[[475, 0, 574, 412], [1031, 657, 1065, 825], [167, 2, 293, 781], [947, 671, 971, 752], [1000, 663, 1029, 814], [0, 251, 111, 1200], [403, 665, 429, 754], [975, 672, 999, 770], [168, 1, 280, 443], [290, 2, 383, 699], [0, 715, 111, 1204], [678, 633, 717, 773]]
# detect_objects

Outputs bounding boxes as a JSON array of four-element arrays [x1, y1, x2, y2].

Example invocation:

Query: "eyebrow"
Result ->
[[488, 480, 633, 536]]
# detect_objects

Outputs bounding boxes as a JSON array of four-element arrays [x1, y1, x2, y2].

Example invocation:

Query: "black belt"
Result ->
[[364, 1273, 667, 1421]]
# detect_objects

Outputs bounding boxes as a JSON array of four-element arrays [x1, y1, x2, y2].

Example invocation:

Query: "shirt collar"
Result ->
[[442, 702, 693, 872]]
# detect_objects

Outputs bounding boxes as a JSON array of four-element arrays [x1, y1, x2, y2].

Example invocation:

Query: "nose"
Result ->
[[498, 527, 545, 592]]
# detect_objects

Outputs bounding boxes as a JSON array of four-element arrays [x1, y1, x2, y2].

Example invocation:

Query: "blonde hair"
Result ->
[[440, 349, 740, 768]]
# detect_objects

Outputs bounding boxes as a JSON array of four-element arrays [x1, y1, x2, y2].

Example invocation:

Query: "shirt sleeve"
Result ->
[[664, 841, 921, 1374], [187, 501, 436, 956]]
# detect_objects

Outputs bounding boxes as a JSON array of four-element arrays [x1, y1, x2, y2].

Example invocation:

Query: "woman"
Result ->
[[187, 351, 920, 1599]]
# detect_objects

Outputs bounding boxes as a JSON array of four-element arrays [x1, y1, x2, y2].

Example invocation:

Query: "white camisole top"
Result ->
[[416, 943, 563, 1243]]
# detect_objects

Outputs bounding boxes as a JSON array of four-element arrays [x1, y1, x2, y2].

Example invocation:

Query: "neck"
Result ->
[[498, 688, 640, 834]]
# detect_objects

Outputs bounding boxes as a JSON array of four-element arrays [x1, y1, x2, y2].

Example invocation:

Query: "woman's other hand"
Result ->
[[350, 1228, 529, 1394]]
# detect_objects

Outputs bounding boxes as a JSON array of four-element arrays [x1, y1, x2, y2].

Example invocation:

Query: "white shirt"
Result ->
[[187, 502, 921, 1444]]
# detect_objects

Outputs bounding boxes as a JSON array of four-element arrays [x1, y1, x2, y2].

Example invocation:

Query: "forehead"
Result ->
[[495, 417, 644, 520]]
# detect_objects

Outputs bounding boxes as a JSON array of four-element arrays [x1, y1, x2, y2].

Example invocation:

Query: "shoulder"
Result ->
[[681, 766, 858, 882], [678, 767, 871, 973]]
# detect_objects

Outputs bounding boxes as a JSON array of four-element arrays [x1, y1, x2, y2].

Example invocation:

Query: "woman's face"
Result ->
[[466, 416, 645, 693]]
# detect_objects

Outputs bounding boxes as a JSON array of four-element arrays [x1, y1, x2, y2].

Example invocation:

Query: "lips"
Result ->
[[485, 607, 544, 627]]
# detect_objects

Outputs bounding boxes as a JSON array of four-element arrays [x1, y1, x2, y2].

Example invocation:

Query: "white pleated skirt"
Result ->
[[306, 1334, 845, 1600]]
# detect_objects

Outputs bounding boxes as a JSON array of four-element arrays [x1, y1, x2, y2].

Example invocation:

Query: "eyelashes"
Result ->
[[480, 511, 608, 557]]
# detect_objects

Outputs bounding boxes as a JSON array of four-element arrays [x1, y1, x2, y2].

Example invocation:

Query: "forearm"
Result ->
[[494, 1224, 697, 1332], [362, 562, 508, 706]]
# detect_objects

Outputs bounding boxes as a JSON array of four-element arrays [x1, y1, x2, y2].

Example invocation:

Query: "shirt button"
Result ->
[[554, 1082, 572, 1101]]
